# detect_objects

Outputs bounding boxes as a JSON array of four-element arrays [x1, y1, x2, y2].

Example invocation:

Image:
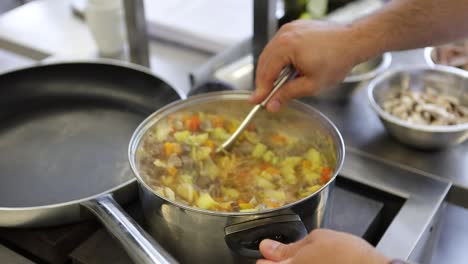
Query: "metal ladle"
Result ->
[[216, 65, 298, 153]]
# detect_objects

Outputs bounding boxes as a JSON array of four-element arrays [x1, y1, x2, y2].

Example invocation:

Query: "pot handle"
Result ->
[[224, 214, 307, 259], [82, 194, 178, 264]]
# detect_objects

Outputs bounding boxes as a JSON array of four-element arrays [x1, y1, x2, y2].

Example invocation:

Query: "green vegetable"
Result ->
[[211, 127, 229, 141], [262, 150, 277, 163], [252, 143, 267, 158], [190, 133, 208, 145], [174, 131, 191, 142]]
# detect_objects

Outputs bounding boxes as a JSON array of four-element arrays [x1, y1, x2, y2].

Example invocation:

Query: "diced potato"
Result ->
[[174, 131, 191, 142], [252, 143, 267, 158], [281, 156, 303, 168], [162, 175, 174, 185], [264, 190, 286, 203], [204, 157, 220, 179], [239, 202, 254, 210], [180, 174, 193, 184], [176, 183, 194, 202], [153, 159, 167, 168], [256, 176, 276, 189], [196, 193, 218, 209], [304, 170, 321, 184], [156, 123, 171, 141], [306, 148, 322, 169], [284, 171, 297, 185], [223, 188, 240, 199], [163, 187, 176, 200]]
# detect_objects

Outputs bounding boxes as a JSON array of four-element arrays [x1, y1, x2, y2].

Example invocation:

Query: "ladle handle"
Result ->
[[82, 194, 178, 264], [260, 65, 298, 108]]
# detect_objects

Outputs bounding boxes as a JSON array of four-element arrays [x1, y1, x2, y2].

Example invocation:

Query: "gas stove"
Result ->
[[0, 149, 449, 264]]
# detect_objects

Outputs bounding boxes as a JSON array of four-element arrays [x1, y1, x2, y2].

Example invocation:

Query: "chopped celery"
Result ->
[[174, 131, 191, 142], [196, 193, 218, 209], [190, 133, 208, 145], [256, 176, 276, 189]]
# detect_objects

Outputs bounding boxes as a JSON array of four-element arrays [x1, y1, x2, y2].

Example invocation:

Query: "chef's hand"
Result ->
[[256, 229, 390, 264], [251, 20, 370, 112]]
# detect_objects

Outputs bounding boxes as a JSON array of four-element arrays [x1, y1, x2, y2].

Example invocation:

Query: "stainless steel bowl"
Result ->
[[368, 65, 468, 149], [318, 52, 392, 101]]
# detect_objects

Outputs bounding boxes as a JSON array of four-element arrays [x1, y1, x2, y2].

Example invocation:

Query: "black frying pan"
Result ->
[[0, 60, 181, 263]]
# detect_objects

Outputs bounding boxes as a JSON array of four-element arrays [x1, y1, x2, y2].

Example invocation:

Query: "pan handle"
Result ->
[[82, 194, 178, 264]]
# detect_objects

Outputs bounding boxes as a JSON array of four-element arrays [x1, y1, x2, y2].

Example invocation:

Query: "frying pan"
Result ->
[[0, 60, 181, 263]]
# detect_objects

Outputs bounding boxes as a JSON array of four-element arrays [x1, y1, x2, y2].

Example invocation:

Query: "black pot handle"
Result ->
[[224, 214, 307, 259]]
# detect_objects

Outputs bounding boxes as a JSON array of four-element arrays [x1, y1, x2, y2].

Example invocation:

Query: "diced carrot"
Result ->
[[188, 115, 201, 132], [260, 163, 271, 170], [271, 133, 287, 144], [210, 116, 224, 128], [320, 167, 332, 184], [164, 142, 182, 156], [167, 166, 178, 176]]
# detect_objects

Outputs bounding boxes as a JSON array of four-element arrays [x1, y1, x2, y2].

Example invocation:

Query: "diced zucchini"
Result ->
[[252, 143, 267, 158], [262, 150, 276, 163], [211, 127, 229, 141], [196, 193, 218, 209], [174, 131, 191, 142], [256, 176, 276, 189]]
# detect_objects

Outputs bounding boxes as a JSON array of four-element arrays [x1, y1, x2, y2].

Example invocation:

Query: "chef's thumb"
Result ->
[[258, 239, 303, 262]]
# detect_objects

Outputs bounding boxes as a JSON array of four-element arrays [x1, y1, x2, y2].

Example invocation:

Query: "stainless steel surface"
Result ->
[[302, 49, 468, 208], [216, 66, 296, 152], [253, 0, 278, 79], [340, 148, 450, 260], [129, 91, 345, 263], [123, 0, 150, 67], [82, 194, 177, 264], [318, 52, 392, 101], [368, 65, 468, 149]]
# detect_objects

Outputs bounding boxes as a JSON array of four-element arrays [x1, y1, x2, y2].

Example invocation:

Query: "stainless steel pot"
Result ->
[[128, 91, 345, 263]]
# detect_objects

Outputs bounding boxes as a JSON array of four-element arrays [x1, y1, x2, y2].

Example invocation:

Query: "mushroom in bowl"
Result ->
[[368, 65, 468, 149]]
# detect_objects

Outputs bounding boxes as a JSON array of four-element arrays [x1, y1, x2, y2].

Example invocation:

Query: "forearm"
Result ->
[[349, 0, 468, 61]]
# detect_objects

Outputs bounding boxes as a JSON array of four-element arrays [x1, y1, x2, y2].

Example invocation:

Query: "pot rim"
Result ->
[[128, 91, 345, 216]]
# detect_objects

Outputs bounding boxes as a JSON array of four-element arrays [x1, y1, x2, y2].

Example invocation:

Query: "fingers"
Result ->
[[258, 239, 309, 262], [252, 38, 292, 104], [265, 76, 319, 112]]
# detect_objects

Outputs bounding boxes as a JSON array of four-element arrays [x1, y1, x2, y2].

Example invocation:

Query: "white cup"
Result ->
[[85, 0, 126, 57]]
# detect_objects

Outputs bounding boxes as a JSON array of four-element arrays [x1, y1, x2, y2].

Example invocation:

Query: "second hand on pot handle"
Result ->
[[216, 65, 298, 153]]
